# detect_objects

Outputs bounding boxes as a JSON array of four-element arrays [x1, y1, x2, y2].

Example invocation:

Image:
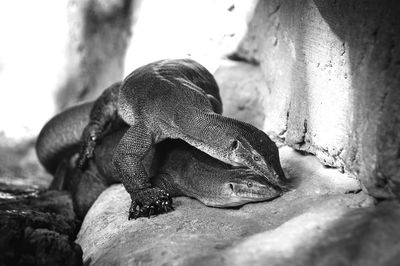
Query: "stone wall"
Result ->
[[235, 0, 400, 199]]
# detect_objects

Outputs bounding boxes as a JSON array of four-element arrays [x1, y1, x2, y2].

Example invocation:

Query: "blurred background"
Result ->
[[0, 0, 261, 187]]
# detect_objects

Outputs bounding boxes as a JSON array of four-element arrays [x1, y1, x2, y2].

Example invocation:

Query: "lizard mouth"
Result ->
[[199, 182, 281, 208], [227, 182, 281, 201]]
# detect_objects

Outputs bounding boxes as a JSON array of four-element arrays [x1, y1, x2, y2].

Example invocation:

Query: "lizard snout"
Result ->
[[226, 175, 282, 203]]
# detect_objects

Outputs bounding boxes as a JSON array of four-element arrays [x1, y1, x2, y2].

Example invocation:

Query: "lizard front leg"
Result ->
[[113, 123, 172, 219], [77, 82, 121, 168]]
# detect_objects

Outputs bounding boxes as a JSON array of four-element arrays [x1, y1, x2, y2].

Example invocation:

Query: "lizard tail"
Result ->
[[35, 102, 94, 174]]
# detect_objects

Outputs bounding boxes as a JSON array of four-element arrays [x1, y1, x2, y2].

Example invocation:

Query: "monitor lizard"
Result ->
[[36, 102, 282, 219], [75, 59, 287, 219]]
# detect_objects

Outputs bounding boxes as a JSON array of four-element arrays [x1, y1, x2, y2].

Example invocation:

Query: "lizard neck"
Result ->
[[175, 110, 240, 165]]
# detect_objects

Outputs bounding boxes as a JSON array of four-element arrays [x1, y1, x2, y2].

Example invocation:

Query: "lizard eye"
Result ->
[[230, 140, 239, 150], [253, 155, 261, 161], [247, 181, 253, 188]]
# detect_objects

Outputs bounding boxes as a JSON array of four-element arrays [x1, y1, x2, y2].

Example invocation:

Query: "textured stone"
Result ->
[[197, 202, 400, 266], [292, 201, 400, 266], [76, 147, 373, 265], [236, 0, 400, 199], [214, 60, 266, 129]]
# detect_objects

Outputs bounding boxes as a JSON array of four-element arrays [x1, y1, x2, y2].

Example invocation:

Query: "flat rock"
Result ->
[[77, 147, 377, 265]]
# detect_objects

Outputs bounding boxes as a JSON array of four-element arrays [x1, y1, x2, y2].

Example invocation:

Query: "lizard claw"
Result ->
[[128, 188, 173, 220], [77, 136, 97, 169], [77, 124, 103, 169]]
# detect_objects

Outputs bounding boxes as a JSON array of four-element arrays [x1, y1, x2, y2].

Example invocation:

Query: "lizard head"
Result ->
[[206, 116, 288, 190], [199, 169, 282, 207], [227, 135, 287, 188], [155, 139, 284, 208]]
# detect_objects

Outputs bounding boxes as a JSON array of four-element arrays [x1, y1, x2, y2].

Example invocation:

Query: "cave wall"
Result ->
[[236, 0, 400, 199]]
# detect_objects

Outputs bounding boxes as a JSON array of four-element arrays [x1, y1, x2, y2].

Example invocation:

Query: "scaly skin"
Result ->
[[36, 103, 281, 219], [78, 59, 287, 219]]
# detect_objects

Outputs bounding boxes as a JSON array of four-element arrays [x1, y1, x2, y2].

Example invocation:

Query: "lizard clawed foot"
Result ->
[[77, 126, 102, 169], [77, 136, 96, 169], [128, 188, 173, 220]]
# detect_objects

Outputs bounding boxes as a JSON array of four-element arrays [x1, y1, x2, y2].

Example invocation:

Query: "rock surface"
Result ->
[[77, 147, 377, 265], [0, 184, 82, 265], [196, 201, 400, 266], [235, 0, 400, 199], [214, 60, 266, 129]]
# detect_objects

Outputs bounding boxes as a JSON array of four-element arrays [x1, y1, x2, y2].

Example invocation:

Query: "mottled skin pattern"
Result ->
[[36, 103, 281, 219], [78, 59, 287, 219]]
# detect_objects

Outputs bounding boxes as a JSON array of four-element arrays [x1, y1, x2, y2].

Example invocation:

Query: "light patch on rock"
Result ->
[[218, 207, 349, 266]]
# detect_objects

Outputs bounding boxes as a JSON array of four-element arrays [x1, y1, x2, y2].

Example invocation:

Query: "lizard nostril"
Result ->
[[229, 183, 234, 191]]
